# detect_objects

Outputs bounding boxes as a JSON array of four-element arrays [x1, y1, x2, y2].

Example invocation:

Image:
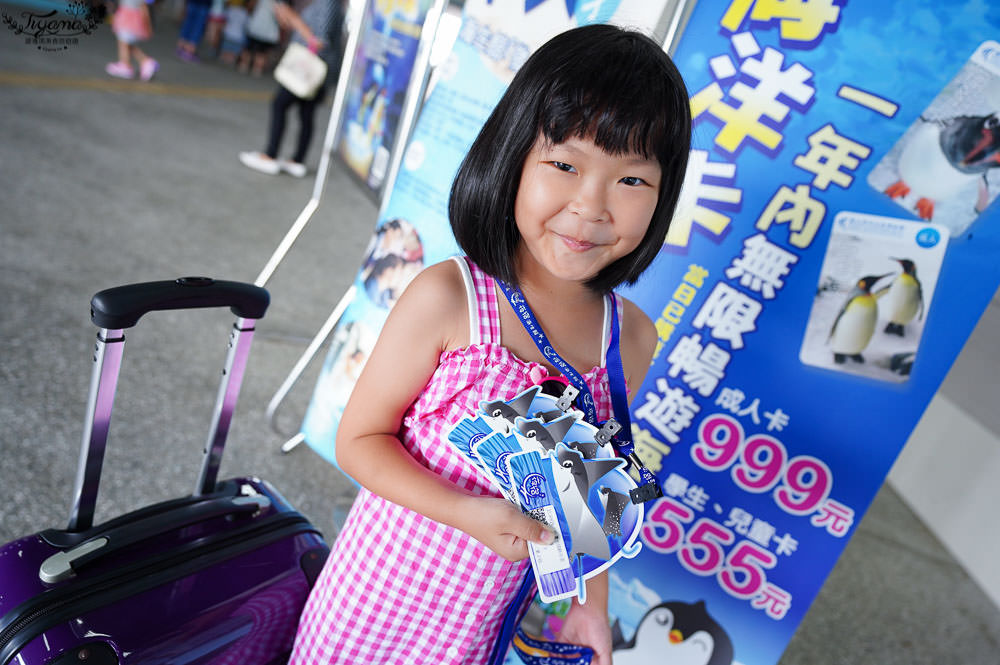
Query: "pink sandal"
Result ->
[[139, 59, 159, 82], [105, 62, 134, 79]]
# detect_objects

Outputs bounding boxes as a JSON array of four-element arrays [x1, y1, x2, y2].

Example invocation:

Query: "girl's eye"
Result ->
[[550, 161, 576, 173], [620, 176, 648, 187]]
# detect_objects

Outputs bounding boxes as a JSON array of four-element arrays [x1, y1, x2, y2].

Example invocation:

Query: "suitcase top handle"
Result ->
[[90, 277, 270, 329]]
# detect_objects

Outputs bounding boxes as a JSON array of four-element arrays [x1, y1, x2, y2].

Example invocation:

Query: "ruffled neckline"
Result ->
[[439, 341, 607, 383]]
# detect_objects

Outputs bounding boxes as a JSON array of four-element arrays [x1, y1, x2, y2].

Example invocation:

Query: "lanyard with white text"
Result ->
[[496, 280, 662, 504]]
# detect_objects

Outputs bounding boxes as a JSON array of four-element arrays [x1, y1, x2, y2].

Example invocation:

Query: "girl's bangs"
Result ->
[[538, 84, 669, 160]]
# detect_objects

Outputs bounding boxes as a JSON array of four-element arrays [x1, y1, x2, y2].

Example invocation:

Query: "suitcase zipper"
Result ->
[[0, 512, 318, 665]]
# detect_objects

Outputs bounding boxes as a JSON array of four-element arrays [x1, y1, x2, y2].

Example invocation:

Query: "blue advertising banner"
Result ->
[[599, 2, 1000, 664], [337, 0, 435, 197], [301, 0, 669, 466]]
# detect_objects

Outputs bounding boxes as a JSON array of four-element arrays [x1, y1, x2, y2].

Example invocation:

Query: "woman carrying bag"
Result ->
[[239, 0, 345, 178]]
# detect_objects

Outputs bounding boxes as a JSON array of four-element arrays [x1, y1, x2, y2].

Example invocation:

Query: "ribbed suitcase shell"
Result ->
[[0, 279, 329, 665], [0, 478, 327, 665]]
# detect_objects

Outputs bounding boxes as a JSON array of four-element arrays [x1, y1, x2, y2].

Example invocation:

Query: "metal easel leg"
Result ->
[[253, 4, 368, 452], [267, 285, 357, 453], [254, 8, 360, 290], [281, 432, 306, 454]]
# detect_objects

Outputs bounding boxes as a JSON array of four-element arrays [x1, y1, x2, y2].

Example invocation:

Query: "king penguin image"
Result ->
[[876, 258, 924, 336], [828, 273, 890, 364], [884, 113, 1000, 222]]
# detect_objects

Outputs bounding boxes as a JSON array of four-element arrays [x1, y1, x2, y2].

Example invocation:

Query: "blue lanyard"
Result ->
[[496, 280, 602, 424], [496, 280, 661, 503], [487, 280, 662, 665]]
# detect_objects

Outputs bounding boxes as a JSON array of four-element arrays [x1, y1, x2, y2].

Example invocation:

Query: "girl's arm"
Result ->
[[559, 297, 657, 665], [557, 573, 613, 665], [336, 260, 554, 561]]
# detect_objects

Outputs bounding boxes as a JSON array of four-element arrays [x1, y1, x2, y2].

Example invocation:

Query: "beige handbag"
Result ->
[[274, 41, 328, 99]]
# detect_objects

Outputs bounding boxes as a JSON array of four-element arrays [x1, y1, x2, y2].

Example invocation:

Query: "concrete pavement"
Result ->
[[1, 4, 998, 664], [0, 0, 371, 547]]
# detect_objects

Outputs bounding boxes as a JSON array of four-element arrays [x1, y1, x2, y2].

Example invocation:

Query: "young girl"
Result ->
[[218, 0, 250, 66], [239, 0, 282, 76], [105, 0, 159, 81], [289, 23, 691, 665]]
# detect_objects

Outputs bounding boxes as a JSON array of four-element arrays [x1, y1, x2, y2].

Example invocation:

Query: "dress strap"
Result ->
[[451, 256, 479, 345], [452, 256, 500, 345], [599, 293, 622, 369]]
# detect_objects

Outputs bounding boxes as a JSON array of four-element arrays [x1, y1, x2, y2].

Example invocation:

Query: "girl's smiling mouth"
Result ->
[[556, 232, 601, 252]]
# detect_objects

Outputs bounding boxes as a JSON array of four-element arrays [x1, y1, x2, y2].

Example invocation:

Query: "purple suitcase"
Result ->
[[0, 278, 329, 665]]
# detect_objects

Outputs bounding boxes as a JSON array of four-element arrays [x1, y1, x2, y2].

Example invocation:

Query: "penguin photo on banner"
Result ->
[[874, 258, 925, 336], [798, 212, 949, 383], [827, 272, 890, 365], [881, 113, 1000, 223], [868, 40, 1000, 237]]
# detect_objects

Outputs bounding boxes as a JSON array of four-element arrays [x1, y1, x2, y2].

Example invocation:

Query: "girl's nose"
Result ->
[[567, 181, 609, 222]]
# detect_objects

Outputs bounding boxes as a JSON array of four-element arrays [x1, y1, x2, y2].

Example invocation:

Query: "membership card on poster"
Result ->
[[799, 212, 948, 382]]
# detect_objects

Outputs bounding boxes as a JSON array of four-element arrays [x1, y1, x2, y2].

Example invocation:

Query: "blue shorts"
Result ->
[[221, 37, 245, 55]]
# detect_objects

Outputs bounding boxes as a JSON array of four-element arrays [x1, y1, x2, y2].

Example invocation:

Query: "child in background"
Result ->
[[204, 0, 228, 56], [288, 23, 691, 665], [218, 0, 249, 65], [239, 0, 281, 76], [105, 0, 159, 80], [238, 0, 344, 176], [176, 0, 212, 62]]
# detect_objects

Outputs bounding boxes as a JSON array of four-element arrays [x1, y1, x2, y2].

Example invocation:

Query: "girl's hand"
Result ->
[[556, 596, 614, 665], [461, 496, 554, 562], [307, 35, 323, 54]]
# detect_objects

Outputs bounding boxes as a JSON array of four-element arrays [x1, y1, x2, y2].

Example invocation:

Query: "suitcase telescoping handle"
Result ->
[[89, 276, 269, 329], [67, 278, 270, 533]]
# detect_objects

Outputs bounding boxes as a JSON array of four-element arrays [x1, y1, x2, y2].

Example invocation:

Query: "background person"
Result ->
[[105, 0, 159, 80], [238, 0, 345, 177], [218, 0, 249, 65], [176, 0, 213, 62], [239, 0, 282, 76]]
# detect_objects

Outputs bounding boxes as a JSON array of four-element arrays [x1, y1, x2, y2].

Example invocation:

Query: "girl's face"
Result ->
[[513, 134, 661, 285]]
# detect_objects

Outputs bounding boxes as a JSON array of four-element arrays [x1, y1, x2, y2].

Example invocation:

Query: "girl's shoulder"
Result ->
[[402, 257, 466, 305], [393, 258, 471, 353], [615, 293, 657, 386], [616, 294, 655, 341]]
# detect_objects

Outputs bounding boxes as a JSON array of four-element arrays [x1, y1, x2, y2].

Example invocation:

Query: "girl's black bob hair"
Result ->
[[449, 23, 691, 294]]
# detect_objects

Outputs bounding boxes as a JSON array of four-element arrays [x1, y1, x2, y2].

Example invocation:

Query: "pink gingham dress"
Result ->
[[289, 257, 618, 665]]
